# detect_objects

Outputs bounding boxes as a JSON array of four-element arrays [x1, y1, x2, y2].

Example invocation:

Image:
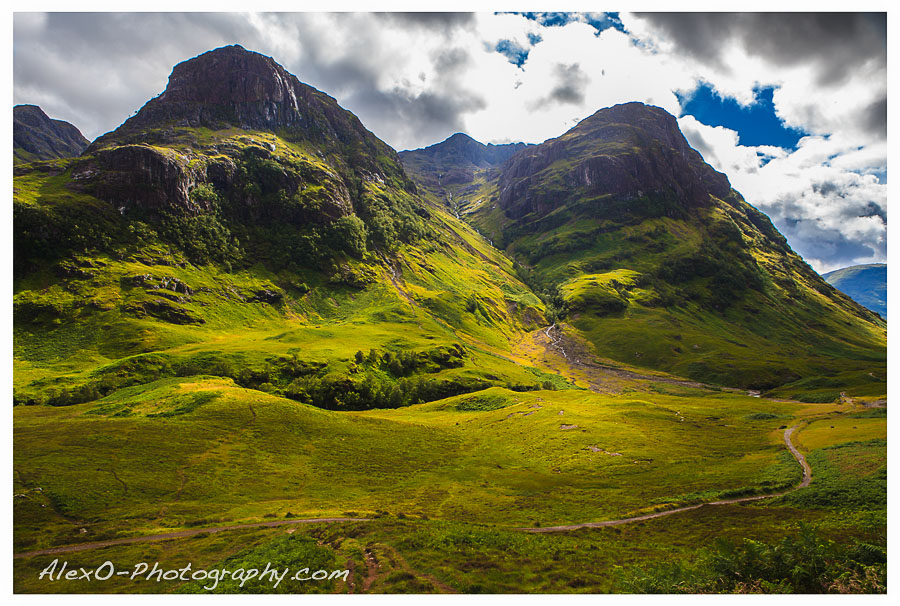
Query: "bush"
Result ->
[[619, 525, 886, 593]]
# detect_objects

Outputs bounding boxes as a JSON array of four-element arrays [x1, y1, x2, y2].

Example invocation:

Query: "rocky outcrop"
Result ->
[[14, 104, 89, 164], [74, 45, 409, 221], [86, 46, 411, 190], [70, 145, 210, 215], [70, 141, 352, 222], [497, 102, 732, 220]]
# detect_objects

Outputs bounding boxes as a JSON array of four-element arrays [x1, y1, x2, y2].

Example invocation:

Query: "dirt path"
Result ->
[[15, 422, 813, 559], [13, 518, 371, 559], [361, 547, 379, 592], [387, 545, 457, 593], [521, 423, 810, 533]]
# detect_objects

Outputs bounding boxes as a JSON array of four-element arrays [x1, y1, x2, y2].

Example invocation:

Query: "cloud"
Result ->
[[678, 116, 887, 272], [629, 13, 885, 86], [626, 12, 887, 143], [531, 63, 589, 109]]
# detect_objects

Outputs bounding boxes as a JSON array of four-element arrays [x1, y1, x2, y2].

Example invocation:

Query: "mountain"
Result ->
[[13, 104, 89, 164], [13, 45, 548, 411], [400, 133, 528, 212], [823, 263, 887, 318], [466, 102, 886, 391], [12, 46, 886, 590]]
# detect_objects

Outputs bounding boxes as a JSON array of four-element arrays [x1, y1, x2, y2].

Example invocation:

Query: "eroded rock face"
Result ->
[[70, 142, 353, 223], [71, 145, 210, 215], [121, 45, 307, 132], [497, 102, 732, 220], [76, 45, 408, 222]]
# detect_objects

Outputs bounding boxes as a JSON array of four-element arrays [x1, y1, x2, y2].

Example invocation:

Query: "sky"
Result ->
[[12, 9, 888, 273]]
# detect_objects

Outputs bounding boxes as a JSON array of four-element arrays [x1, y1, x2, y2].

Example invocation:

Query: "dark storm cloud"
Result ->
[[812, 181, 840, 197], [857, 201, 887, 224], [531, 63, 589, 109], [861, 97, 887, 136], [347, 86, 486, 149], [633, 13, 886, 87], [374, 12, 475, 29], [14, 13, 262, 140]]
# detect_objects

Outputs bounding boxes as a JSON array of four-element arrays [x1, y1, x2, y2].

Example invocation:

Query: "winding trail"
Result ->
[[14, 424, 812, 558], [521, 423, 811, 533], [13, 320, 817, 561]]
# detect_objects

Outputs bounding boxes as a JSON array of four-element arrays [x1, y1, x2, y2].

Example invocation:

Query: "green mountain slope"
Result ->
[[823, 263, 886, 318], [466, 103, 885, 392], [13, 104, 89, 164], [13, 46, 548, 411]]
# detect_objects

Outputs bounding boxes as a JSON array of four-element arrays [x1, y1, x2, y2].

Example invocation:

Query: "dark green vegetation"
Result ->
[[13, 104, 89, 164], [14, 45, 886, 594], [621, 525, 885, 593], [823, 263, 887, 318]]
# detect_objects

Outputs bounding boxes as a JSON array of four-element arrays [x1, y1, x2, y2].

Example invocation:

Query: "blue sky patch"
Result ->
[[677, 83, 806, 149], [495, 39, 530, 67], [505, 12, 625, 35]]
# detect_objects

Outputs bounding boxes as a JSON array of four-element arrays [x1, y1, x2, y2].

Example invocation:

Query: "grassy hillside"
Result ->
[[14, 380, 884, 593], [465, 105, 886, 394], [14, 141, 552, 414]]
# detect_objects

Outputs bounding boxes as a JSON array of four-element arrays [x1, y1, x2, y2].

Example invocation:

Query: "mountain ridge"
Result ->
[[823, 263, 887, 318], [13, 104, 89, 164], [400, 132, 528, 208], [13, 45, 885, 400]]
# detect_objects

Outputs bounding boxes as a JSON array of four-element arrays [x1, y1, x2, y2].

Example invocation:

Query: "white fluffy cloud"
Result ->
[[678, 116, 886, 272]]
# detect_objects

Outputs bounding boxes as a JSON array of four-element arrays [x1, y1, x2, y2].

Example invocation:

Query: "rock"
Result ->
[[71, 145, 211, 215], [496, 102, 732, 221]]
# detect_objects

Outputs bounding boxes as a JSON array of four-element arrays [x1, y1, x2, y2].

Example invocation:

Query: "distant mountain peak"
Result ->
[[13, 104, 89, 164], [823, 263, 887, 318], [400, 132, 530, 196]]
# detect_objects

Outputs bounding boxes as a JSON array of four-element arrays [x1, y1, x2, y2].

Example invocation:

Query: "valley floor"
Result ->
[[13, 324, 886, 593]]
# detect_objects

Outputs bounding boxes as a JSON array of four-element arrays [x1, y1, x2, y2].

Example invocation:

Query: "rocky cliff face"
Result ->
[[70, 145, 212, 215], [90, 45, 388, 155], [13, 104, 89, 164], [75, 45, 405, 220], [497, 102, 732, 220]]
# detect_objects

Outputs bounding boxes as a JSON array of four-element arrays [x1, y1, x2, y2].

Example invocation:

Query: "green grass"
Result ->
[[14, 378, 839, 552], [13, 504, 885, 593]]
